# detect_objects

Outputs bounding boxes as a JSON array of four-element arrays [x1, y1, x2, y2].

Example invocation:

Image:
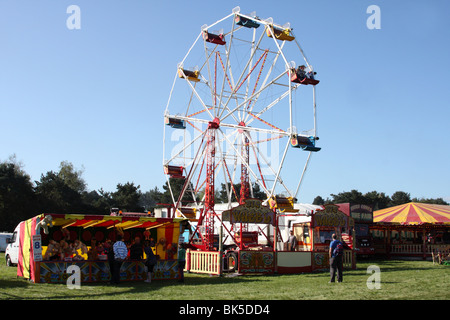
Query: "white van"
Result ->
[[0, 232, 13, 252], [5, 224, 21, 267]]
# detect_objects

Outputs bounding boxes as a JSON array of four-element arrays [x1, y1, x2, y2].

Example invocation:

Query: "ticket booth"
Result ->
[[293, 204, 355, 271]]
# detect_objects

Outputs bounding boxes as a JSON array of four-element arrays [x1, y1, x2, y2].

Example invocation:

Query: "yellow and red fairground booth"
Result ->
[[371, 202, 450, 259], [17, 213, 188, 283], [288, 204, 356, 272]]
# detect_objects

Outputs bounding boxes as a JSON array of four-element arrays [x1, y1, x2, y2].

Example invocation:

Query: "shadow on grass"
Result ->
[[2, 273, 262, 300], [356, 259, 440, 273]]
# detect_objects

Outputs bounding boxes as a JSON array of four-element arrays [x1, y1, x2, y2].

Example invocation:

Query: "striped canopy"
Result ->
[[373, 202, 450, 225]]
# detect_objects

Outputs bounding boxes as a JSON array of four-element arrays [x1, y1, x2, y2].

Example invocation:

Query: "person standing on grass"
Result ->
[[177, 243, 186, 283], [129, 236, 143, 260], [112, 234, 128, 284], [143, 240, 157, 283], [329, 233, 344, 283]]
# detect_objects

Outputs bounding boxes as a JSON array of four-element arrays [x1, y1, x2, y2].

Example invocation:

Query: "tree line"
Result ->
[[312, 189, 448, 210], [1, 157, 448, 232]]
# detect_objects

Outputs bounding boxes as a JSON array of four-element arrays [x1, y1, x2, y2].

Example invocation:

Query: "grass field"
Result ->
[[0, 253, 448, 300]]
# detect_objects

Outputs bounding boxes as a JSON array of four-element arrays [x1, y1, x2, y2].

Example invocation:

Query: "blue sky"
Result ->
[[1, 0, 449, 203]]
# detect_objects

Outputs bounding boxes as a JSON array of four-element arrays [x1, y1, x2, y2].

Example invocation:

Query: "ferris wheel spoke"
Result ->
[[294, 151, 313, 200], [203, 41, 217, 118], [180, 69, 215, 120], [245, 87, 291, 127], [243, 131, 291, 196], [174, 132, 209, 209], [216, 16, 237, 119], [244, 41, 286, 119], [219, 127, 270, 196], [268, 137, 293, 198], [164, 127, 206, 166], [218, 29, 266, 119], [220, 69, 288, 122]]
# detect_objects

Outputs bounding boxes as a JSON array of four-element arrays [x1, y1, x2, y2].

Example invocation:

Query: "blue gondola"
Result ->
[[165, 116, 186, 129], [235, 15, 260, 28], [290, 135, 321, 152]]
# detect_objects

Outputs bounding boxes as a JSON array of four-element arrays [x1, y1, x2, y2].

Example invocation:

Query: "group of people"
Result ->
[[109, 234, 186, 285], [43, 230, 186, 285], [295, 64, 317, 81], [44, 239, 90, 261]]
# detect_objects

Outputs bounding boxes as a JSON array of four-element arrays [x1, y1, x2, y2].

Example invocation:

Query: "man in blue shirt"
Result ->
[[112, 234, 128, 284], [329, 233, 343, 283]]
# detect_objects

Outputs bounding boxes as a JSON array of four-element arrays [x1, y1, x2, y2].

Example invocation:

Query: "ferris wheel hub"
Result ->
[[208, 117, 221, 129], [238, 121, 246, 133]]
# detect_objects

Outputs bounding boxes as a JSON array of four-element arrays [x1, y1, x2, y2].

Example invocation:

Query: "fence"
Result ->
[[390, 244, 450, 255], [187, 250, 221, 275], [343, 250, 354, 269]]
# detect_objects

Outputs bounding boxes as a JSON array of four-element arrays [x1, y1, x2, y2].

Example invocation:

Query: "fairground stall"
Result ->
[[16, 213, 188, 283], [371, 202, 450, 259], [336, 203, 375, 256], [290, 204, 356, 272]]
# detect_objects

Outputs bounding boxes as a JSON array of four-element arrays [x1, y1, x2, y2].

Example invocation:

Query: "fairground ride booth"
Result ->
[[335, 203, 375, 256], [288, 204, 356, 272], [371, 202, 450, 259], [16, 213, 188, 283]]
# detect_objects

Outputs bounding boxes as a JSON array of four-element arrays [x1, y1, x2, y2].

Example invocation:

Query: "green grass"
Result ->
[[0, 253, 448, 300]]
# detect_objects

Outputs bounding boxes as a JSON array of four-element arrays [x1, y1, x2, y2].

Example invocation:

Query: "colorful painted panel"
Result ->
[[153, 260, 180, 280], [312, 252, 329, 272], [37, 260, 180, 283], [39, 261, 91, 283], [238, 251, 275, 274]]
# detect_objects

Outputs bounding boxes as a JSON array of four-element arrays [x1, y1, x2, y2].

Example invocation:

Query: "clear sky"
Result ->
[[1, 0, 449, 204]]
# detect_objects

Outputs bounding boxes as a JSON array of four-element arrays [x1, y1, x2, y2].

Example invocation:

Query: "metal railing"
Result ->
[[343, 250, 353, 269], [390, 244, 450, 255]]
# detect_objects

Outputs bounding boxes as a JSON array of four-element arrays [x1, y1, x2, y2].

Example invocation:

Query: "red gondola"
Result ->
[[290, 69, 320, 85], [163, 165, 185, 179], [203, 30, 226, 45]]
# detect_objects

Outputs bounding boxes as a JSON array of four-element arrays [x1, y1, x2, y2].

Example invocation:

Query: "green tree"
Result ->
[[34, 161, 89, 214], [82, 189, 112, 214], [312, 195, 325, 205], [411, 197, 449, 205], [35, 171, 83, 213], [140, 186, 163, 211], [217, 182, 267, 203], [330, 189, 367, 204], [58, 161, 86, 193], [0, 157, 36, 231], [111, 182, 143, 212], [160, 178, 196, 206], [364, 191, 391, 210], [390, 191, 411, 206]]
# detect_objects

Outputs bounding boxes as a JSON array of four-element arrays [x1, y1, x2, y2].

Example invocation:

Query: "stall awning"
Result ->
[[373, 202, 450, 225], [47, 213, 187, 230]]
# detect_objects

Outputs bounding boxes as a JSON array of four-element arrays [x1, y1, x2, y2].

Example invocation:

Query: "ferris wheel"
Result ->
[[163, 7, 320, 250]]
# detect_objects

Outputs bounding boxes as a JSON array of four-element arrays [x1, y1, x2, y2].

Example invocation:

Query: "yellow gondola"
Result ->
[[265, 25, 295, 41], [178, 68, 200, 82]]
